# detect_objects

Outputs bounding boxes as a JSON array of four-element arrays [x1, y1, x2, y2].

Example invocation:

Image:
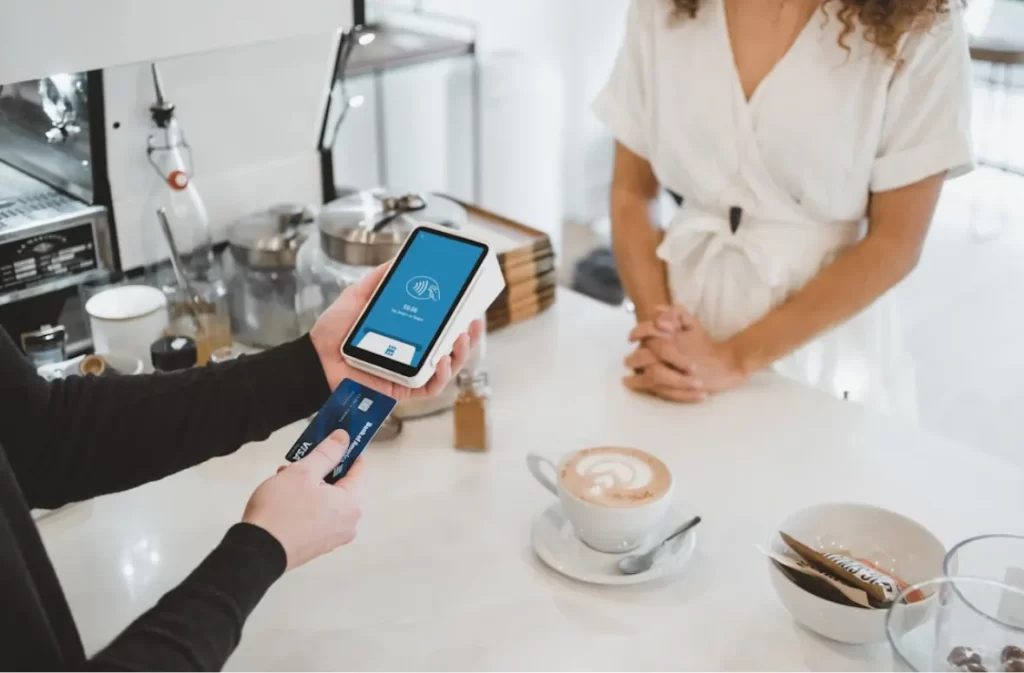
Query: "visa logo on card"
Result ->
[[285, 378, 397, 484]]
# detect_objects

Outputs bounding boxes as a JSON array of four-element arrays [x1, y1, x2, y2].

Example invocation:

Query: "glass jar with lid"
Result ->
[[295, 188, 485, 419], [226, 203, 312, 348]]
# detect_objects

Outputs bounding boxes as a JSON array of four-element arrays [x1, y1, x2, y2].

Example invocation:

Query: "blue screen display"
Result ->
[[351, 230, 484, 370]]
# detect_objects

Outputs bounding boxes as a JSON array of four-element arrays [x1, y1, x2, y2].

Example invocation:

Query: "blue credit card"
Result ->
[[285, 378, 397, 484]]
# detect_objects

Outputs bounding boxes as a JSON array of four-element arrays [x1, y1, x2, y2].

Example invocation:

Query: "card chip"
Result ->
[[358, 398, 373, 412]]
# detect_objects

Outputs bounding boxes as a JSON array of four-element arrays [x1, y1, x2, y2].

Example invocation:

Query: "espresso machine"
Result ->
[[0, 0, 352, 360], [0, 72, 115, 353]]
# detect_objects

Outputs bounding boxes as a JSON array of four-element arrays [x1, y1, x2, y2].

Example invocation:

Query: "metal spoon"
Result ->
[[156, 207, 203, 332], [617, 515, 702, 576]]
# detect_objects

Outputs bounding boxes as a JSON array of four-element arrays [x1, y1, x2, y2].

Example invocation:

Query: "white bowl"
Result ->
[[767, 502, 946, 645]]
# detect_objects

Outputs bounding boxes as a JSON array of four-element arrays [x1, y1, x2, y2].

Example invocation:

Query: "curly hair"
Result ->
[[669, 0, 957, 59]]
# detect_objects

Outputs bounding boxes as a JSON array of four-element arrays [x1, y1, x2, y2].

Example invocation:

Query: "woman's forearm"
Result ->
[[607, 142, 670, 321], [723, 236, 917, 375], [722, 174, 944, 376], [611, 192, 671, 321]]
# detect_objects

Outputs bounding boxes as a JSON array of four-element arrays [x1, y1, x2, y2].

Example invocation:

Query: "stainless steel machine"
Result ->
[[0, 71, 115, 350], [0, 1, 351, 355]]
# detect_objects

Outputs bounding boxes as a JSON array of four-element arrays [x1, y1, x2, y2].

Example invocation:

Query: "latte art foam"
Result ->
[[574, 454, 654, 496], [560, 447, 671, 508]]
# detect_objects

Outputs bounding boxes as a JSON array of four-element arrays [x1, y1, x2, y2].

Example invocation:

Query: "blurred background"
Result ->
[[1, 0, 1022, 461], [351, 0, 1024, 464]]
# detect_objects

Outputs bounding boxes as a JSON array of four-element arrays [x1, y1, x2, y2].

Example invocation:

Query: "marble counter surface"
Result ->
[[38, 291, 1024, 670]]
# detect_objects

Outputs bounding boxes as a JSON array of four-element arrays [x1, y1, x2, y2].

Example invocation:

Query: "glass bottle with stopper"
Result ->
[[142, 63, 229, 363]]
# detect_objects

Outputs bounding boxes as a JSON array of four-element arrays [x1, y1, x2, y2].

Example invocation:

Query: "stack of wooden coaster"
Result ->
[[454, 202, 557, 331]]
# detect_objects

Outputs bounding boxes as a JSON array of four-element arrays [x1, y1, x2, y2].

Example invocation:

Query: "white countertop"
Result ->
[[38, 291, 1024, 671]]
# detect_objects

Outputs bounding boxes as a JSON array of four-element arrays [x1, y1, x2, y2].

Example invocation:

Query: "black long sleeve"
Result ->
[[0, 326, 330, 509], [88, 524, 287, 671], [0, 326, 330, 671]]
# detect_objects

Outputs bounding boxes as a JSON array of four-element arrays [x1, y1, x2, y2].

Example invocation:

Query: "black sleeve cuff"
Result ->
[[190, 523, 288, 618]]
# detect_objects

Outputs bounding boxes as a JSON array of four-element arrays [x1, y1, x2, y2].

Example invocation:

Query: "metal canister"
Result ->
[[317, 189, 467, 266], [226, 203, 312, 348]]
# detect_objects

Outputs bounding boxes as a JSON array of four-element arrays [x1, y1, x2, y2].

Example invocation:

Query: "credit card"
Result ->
[[285, 378, 397, 484]]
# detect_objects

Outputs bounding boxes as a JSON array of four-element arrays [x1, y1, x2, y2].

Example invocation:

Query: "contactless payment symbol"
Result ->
[[406, 275, 441, 302]]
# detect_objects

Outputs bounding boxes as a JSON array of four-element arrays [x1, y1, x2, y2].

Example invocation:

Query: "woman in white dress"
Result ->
[[595, 0, 974, 417]]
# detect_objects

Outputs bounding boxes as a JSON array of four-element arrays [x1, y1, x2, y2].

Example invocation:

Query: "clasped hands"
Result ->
[[623, 305, 747, 403]]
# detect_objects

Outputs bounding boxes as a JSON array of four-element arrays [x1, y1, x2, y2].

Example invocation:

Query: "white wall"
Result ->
[[563, 0, 634, 221], [420, 0, 630, 222], [0, 0, 349, 84], [107, 32, 340, 270], [336, 0, 630, 225]]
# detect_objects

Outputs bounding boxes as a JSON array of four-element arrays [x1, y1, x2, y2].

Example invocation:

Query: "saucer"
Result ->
[[531, 502, 697, 585]]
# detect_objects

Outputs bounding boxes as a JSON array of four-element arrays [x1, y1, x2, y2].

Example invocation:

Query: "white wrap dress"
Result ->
[[593, 0, 975, 418]]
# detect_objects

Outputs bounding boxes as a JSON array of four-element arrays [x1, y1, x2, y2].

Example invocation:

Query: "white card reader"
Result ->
[[341, 225, 505, 389]]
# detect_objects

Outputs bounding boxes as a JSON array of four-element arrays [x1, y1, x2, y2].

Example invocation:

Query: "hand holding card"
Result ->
[[244, 429, 365, 571], [285, 378, 398, 483]]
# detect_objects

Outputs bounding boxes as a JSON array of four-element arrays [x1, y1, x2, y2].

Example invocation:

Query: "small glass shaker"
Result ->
[[453, 370, 491, 452], [20, 324, 67, 368]]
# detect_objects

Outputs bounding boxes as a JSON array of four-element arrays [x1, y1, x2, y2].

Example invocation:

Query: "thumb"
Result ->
[[295, 430, 349, 482], [654, 313, 678, 333]]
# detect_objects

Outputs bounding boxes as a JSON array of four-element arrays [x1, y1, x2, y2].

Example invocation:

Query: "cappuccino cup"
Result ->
[[526, 447, 673, 553]]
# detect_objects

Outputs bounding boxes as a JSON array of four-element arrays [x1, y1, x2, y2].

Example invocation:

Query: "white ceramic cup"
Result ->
[[86, 285, 169, 365], [526, 450, 674, 553]]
